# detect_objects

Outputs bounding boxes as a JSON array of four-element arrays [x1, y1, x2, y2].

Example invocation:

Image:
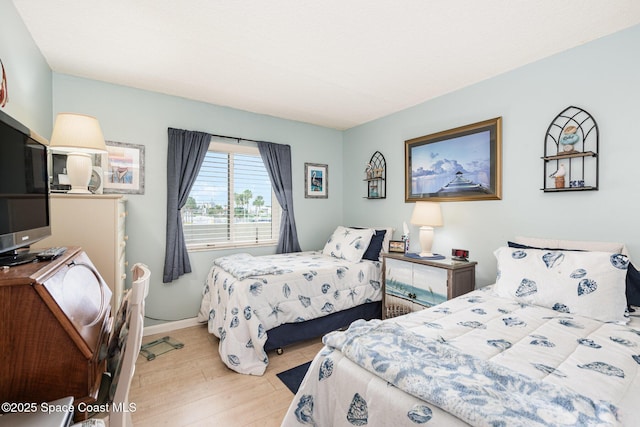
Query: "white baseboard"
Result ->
[[143, 317, 203, 336]]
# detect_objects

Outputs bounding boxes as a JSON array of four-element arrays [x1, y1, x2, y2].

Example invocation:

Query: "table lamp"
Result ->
[[410, 201, 443, 257], [49, 113, 107, 194]]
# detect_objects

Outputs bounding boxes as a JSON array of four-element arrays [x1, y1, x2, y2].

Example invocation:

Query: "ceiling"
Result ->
[[13, 1, 640, 130]]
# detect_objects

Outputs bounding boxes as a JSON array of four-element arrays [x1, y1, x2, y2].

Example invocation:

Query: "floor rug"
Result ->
[[276, 361, 312, 394]]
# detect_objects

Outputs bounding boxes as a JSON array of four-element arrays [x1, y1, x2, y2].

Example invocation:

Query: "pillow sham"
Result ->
[[508, 240, 640, 309], [494, 246, 629, 323], [322, 226, 375, 262]]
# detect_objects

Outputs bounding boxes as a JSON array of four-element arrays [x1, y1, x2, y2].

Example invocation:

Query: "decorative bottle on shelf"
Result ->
[[369, 182, 378, 198]]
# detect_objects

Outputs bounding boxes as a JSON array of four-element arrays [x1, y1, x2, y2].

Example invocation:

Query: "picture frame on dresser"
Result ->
[[405, 117, 502, 202], [101, 140, 145, 194], [388, 240, 406, 253]]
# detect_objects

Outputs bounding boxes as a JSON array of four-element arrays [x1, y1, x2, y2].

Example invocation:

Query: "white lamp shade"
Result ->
[[50, 113, 107, 193], [49, 113, 107, 153], [410, 202, 443, 227]]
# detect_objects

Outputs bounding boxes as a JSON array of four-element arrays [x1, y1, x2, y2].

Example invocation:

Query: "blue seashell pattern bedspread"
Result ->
[[197, 251, 382, 375], [282, 286, 640, 426]]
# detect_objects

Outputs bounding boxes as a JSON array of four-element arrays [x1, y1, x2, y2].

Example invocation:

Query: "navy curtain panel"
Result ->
[[257, 141, 302, 253], [163, 128, 210, 283]]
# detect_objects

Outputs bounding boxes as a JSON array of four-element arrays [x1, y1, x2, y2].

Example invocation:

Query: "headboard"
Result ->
[[512, 236, 628, 255]]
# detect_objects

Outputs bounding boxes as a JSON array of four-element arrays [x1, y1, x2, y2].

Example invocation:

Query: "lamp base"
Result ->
[[418, 251, 436, 257], [418, 226, 435, 257], [65, 152, 92, 194]]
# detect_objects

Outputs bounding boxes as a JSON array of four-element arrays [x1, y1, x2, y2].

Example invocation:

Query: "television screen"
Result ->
[[0, 110, 50, 258]]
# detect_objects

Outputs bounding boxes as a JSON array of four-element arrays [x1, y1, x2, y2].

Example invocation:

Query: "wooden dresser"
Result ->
[[0, 247, 112, 418], [382, 253, 476, 318], [34, 194, 127, 309]]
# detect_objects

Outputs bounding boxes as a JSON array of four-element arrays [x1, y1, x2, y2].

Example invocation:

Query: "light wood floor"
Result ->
[[129, 325, 324, 427]]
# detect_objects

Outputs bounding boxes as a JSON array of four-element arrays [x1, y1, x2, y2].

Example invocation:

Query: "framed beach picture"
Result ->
[[405, 117, 502, 202], [101, 141, 145, 194], [304, 162, 328, 198]]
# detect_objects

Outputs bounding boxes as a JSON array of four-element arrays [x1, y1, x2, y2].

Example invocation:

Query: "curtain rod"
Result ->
[[209, 132, 270, 145], [170, 127, 288, 147]]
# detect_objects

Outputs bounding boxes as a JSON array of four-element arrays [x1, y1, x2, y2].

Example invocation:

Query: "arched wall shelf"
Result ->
[[542, 106, 599, 192], [364, 151, 386, 199]]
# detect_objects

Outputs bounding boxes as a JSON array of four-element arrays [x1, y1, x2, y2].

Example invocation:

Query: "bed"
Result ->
[[282, 237, 640, 426], [197, 226, 392, 375]]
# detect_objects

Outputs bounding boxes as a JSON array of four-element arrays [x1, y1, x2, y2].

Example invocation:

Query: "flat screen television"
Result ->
[[0, 109, 51, 266]]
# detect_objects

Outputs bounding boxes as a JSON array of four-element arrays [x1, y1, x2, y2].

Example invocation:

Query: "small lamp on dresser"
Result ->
[[410, 201, 443, 257], [49, 112, 107, 194]]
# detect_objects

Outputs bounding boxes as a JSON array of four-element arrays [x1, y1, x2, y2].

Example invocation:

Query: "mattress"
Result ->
[[282, 286, 640, 426], [197, 250, 382, 375]]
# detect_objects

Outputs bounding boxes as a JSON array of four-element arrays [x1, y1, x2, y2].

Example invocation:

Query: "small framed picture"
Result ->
[[389, 240, 406, 253], [101, 140, 145, 194], [304, 163, 328, 198]]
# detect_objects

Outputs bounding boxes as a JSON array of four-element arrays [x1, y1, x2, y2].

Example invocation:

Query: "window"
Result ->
[[182, 139, 280, 249]]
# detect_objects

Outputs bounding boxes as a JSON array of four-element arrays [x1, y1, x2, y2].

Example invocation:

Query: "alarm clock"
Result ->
[[451, 248, 469, 261]]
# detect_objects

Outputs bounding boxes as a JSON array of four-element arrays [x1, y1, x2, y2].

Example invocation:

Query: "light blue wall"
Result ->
[[7, 0, 640, 325], [0, 0, 52, 134], [52, 74, 343, 325], [343, 24, 640, 288]]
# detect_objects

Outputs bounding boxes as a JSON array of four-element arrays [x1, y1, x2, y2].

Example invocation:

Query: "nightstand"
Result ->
[[382, 253, 477, 319]]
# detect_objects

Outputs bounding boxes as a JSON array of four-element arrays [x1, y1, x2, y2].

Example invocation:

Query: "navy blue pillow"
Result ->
[[359, 229, 386, 261], [626, 262, 640, 308], [507, 241, 583, 252]]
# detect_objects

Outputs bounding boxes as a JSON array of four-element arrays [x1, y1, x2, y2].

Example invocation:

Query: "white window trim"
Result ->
[[184, 138, 280, 252]]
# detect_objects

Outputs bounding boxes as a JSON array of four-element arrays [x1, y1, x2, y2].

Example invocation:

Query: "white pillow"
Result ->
[[322, 226, 375, 262], [494, 246, 629, 323]]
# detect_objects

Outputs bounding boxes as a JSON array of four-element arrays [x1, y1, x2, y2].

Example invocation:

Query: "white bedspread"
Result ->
[[198, 251, 382, 375], [282, 286, 640, 426], [213, 253, 291, 280]]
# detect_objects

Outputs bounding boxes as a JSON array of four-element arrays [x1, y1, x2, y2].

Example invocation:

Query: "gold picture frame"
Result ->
[[405, 117, 502, 202]]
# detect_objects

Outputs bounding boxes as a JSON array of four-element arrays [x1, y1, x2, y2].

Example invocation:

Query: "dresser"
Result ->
[[382, 253, 477, 318], [34, 194, 127, 309], [0, 248, 111, 420]]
